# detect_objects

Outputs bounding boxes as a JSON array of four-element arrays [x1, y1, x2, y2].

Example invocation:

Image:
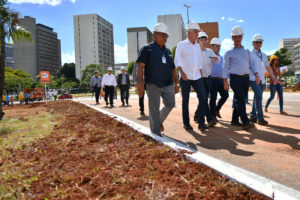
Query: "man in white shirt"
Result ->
[[102, 67, 117, 107], [175, 22, 208, 131], [53, 89, 58, 101], [194, 32, 219, 126]]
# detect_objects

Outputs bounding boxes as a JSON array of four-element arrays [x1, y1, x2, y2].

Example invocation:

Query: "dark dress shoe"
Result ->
[[243, 122, 255, 130], [250, 117, 257, 123], [215, 110, 222, 118], [258, 119, 268, 126], [231, 121, 243, 127], [198, 124, 208, 131], [184, 125, 193, 131]]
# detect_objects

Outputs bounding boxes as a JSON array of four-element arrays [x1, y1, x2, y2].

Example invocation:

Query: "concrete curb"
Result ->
[[78, 101, 300, 200]]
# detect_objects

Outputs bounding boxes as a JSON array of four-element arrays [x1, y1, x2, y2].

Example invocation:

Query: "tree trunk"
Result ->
[[0, 22, 6, 120]]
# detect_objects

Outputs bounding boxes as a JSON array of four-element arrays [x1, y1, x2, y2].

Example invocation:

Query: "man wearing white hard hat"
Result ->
[[137, 23, 179, 136], [175, 22, 208, 131], [117, 66, 130, 106], [209, 37, 229, 120], [102, 67, 117, 108], [249, 34, 277, 125], [223, 26, 260, 130], [193, 31, 220, 127]]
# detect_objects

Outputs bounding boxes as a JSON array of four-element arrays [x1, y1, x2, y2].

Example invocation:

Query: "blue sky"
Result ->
[[8, 0, 300, 64]]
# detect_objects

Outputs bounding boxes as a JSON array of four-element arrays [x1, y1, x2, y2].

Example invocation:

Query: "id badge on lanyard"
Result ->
[[162, 56, 166, 64]]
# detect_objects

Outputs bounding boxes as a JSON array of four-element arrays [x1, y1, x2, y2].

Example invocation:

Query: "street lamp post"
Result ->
[[184, 4, 191, 24]]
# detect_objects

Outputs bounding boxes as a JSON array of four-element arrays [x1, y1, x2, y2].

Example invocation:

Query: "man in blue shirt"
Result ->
[[90, 71, 102, 105], [209, 38, 229, 120], [223, 26, 260, 130], [137, 23, 179, 136]]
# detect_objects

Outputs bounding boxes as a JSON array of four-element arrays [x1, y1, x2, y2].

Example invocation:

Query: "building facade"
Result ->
[[198, 22, 219, 49], [157, 14, 186, 49], [127, 27, 152, 63], [13, 16, 61, 78], [294, 43, 300, 78], [279, 38, 300, 70], [74, 14, 114, 80], [5, 43, 14, 68]]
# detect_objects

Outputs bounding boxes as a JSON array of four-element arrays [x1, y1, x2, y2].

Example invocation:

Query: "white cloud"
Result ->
[[221, 17, 245, 23], [221, 38, 234, 51], [61, 51, 75, 64], [8, 0, 76, 6], [265, 49, 277, 56], [114, 43, 128, 64]]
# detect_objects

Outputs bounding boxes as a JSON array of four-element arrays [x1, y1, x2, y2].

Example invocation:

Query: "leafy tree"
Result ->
[[4, 67, 34, 93], [58, 63, 76, 79], [80, 64, 104, 89], [171, 46, 177, 60], [126, 61, 135, 75], [1, 0, 32, 120]]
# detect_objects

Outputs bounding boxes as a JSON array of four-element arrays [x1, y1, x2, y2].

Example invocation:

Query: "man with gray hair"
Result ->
[[137, 23, 179, 136]]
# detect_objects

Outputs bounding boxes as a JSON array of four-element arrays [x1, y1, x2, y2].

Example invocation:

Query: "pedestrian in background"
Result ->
[[137, 23, 179, 136], [102, 67, 117, 108], [117, 66, 130, 106], [265, 55, 287, 115], [90, 71, 102, 105], [19, 92, 25, 105], [53, 89, 58, 101], [25, 93, 30, 104], [133, 62, 145, 116]]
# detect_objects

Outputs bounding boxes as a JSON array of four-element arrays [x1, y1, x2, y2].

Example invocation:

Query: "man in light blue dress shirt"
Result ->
[[90, 71, 102, 104], [223, 26, 260, 130]]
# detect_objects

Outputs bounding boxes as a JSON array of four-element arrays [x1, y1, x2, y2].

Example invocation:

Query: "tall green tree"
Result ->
[[171, 46, 177, 60], [58, 63, 76, 79], [0, 0, 32, 120], [126, 61, 135, 75], [4, 67, 34, 93], [80, 64, 104, 89]]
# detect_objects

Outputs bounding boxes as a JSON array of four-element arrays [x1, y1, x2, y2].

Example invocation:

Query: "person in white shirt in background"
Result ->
[[48, 89, 53, 101], [102, 67, 117, 108], [175, 22, 208, 131], [193, 31, 219, 127], [53, 89, 58, 101]]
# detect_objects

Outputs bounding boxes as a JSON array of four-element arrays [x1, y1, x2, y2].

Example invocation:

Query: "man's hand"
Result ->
[[224, 79, 229, 91], [134, 83, 138, 88], [255, 75, 260, 85], [174, 84, 179, 94], [138, 83, 145, 97], [212, 56, 219, 63], [90, 87, 93, 91], [181, 72, 188, 80]]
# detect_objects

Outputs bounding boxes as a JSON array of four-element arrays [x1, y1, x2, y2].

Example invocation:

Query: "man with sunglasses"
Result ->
[[175, 22, 208, 131], [137, 23, 179, 137], [223, 26, 260, 130], [249, 34, 277, 125]]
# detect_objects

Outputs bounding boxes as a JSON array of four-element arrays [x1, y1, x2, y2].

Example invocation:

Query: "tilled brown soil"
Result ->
[[2, 101, 270, 199]]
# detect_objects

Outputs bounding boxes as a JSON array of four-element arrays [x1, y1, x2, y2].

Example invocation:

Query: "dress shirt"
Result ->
[[223, 46, 257, 79], [121, 74, 127, 85], [102, 74, 117, 87], [90, 76, 102, 87], [211, 54, 223, 78], [175, 39, 202, 80], [199, 48, 220, 78], [249, 49, 269, 84]]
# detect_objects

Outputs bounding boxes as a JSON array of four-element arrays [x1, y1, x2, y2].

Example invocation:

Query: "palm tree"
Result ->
[[0, 0, 32, 120]]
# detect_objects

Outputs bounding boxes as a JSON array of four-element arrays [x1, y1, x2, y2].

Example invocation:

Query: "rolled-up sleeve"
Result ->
[[223, 51, 230, 78], [174, 43, 183, 68], [136, 46, 148, 64]]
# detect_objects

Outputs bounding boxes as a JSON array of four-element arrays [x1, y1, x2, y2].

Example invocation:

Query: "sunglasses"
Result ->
[[254, 41, 263, 44], [155, 32, 169, 38]]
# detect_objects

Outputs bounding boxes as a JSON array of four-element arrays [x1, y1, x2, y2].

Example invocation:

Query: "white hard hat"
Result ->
[[107, 67, 113, 71], [252, 34, 264, 42], [153, 23, 169, 35], [120, 66, 126, 70], [210, 37, 221, 45], [187, 21, 200, 31], [231, 26, 244, 36], [198, 31, 208, 38]]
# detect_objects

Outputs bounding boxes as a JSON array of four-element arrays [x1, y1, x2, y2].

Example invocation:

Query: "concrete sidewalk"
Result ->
[[75, 92, 300, 192]]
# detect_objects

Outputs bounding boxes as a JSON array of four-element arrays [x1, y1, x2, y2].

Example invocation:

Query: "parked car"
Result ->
[[58, 93, 72, 99]]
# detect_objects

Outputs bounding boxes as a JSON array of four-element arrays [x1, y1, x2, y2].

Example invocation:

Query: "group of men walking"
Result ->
[[90, 21, 284, 137]]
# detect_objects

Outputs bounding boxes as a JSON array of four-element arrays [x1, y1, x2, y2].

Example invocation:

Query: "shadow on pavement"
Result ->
[[266, 124, 300, 134]]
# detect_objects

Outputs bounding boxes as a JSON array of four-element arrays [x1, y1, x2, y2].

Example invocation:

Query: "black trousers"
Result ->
[[94, 86, 101, 103], [104, 86, 114, 106], [120, 85, 129, 104]]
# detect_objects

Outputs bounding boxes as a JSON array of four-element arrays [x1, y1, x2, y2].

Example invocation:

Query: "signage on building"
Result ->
[[40, 71, 50, 84]]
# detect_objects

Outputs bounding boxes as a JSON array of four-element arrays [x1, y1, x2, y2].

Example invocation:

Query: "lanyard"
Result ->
[[154, 43, 166, 58], [255, 51, 263, 61]]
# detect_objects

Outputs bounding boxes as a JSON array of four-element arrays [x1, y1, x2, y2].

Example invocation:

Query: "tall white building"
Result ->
[[294, 43, 300, 78], [279, 38, 300, 70], [127, 27, 153, 63], [73, 14, 114, 80], [157, 14, 186, 49]]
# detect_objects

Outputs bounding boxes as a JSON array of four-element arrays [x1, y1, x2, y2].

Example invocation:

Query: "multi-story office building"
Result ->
[[198, 22, 219, 49], [73, 14, 114, 80], [5, 43, 14, 68], [294, 43, 300, 78], [13, 16, 61, 78], [157, 14, 186, 49], [127, 27, 153, 63], [279, 38, 300, 70]]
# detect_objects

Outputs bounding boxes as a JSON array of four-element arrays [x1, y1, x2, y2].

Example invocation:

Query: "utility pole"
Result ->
[[184, 4, 191, 24]]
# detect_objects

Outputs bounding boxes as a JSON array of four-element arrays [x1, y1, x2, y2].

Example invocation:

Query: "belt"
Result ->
[[210, 77, 223, 79], [230, 74, 249, 78]]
